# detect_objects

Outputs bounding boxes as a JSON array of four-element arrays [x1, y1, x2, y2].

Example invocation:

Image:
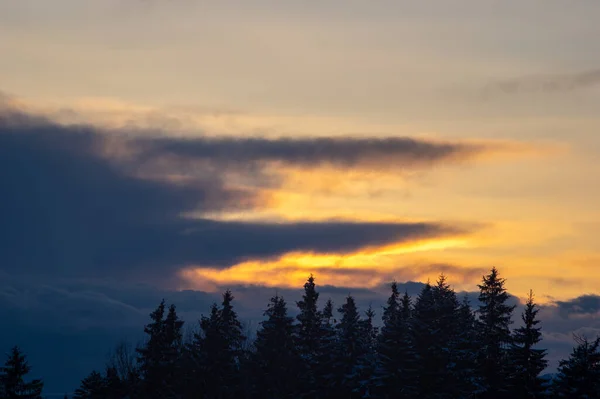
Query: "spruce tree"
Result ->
[[136, 300, 184, 398], [476, 267, 516, 398], [318, 298, 338, 398], [163, 304, 185, 396], [251, 294, 301, 399], [333, 295, 366, 398], [508, 290, 548, 398], [376, 281, 401, 396], [186, 290, 246, 399], [182, 303, 220, 399], [103, 366, 126, 399], [552, 335, 600, 398], [376, 283, 416, 398], [0, 346, 43, 399], [295, 275, 324, 398], [355, 305, 378, 398], [412, 276, 462, 399], [73, 371, 105, 399], [454, 296, 480, 397], [411, 282, 438, 398]]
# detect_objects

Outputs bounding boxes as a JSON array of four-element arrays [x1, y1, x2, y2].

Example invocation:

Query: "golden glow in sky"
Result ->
[[3, 0, 600, 303]]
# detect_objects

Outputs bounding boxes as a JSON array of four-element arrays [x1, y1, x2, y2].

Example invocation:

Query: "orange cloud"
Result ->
[[178, 236, 474, 291]]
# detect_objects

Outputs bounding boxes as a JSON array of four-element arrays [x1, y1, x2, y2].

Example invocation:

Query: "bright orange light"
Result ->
[[179, 237, 471, 291]]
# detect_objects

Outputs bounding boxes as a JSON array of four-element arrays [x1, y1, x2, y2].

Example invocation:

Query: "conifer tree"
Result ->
[[412, 276, 462, 399], [476, 267, 516, 398], [182, 303, 220, 399], [0, 346, 43, 399], [552, 335, 600, 398], [376, 281, 401, 396], [508, 290, 548, 398], [453, 296, 480, 397], [317, 298, 338, 398], [186, 290, 246, 399], [333, 295, 367, 397], [376, 282, 416, 398], [412, 282, 438, 397], [295, 275, 324, 398], [73, 371, 105, 399], [355, 305, 378, 398], [136, 300, 184, 398], [103, 366, 126, 399], [434, 275, 465, 398], [251, 294, 301, 399]]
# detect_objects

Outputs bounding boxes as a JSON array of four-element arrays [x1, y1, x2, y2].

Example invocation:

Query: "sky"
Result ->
[[2, 0, 600, 394]]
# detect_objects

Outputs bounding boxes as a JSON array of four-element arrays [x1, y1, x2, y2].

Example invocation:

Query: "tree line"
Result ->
[[2, 267, 600, 398]]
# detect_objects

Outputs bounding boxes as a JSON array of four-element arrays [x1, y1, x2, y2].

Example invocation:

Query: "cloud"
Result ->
[[138, 135, 488, 171], [482, 68, 600, 97], [535, 295, 600, 372], [555, 294, 600, 318], [0, 105, 473, 282]]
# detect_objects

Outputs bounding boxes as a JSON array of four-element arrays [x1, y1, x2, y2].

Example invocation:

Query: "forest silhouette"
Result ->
[[2, 268, 599, 398]]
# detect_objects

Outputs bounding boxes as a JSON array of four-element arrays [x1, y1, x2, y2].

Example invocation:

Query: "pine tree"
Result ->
[[333, 295, 367, 398], [182, 303, 220, 399], [476, 267, 516, 398], [412, 281, 438, 398], [136, 300, 184, 398], [552, 335, 600, 398], [163, 304, 185, 396], [355, 305, 378, 398], [412, 276, 462, 399], [0, 346, 43, 399], [376, 281, 401, 396], [251, 294, 301, 399], [453, 296, 480, 398], [376, 282, 416, 398], [295, 275, 324, 398], [317, 298, 337, 399], [508, 290, 548, 398], [218, 289, 246, 398], [186, 290, 246, 399], [73, 371, 105, 399]]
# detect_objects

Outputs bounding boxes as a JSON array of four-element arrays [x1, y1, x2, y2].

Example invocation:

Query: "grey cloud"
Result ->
[[555, 294, 600, 318], [139, 135, 486, 171], [1, 106, 472, 282], [483, 69, 600, 96]]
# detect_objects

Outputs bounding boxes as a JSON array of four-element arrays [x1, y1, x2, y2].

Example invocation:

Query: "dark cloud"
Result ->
[[555, 294, 600, 318], [139, 135, 485, 171], [535, 295, 600, 373], [0, 106, 472, 281], [483, 68, 600, 96]]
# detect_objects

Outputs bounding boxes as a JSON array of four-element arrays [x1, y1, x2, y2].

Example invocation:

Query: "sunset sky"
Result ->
[[2, 0, 600, 393]]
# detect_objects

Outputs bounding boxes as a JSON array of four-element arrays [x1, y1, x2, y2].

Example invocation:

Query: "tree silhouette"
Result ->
[[73, 371, 105, 399], [476, 267, 516, 398], [7, 269, 600, 399], [251, 294, 301, 398], [508, 290, 548, 398], [295, 274, 324, 398], [0, 346, 43, 399], [185, 290, 246, 399], [553, 335, 600, 398], [136, 300, 184, 398]]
